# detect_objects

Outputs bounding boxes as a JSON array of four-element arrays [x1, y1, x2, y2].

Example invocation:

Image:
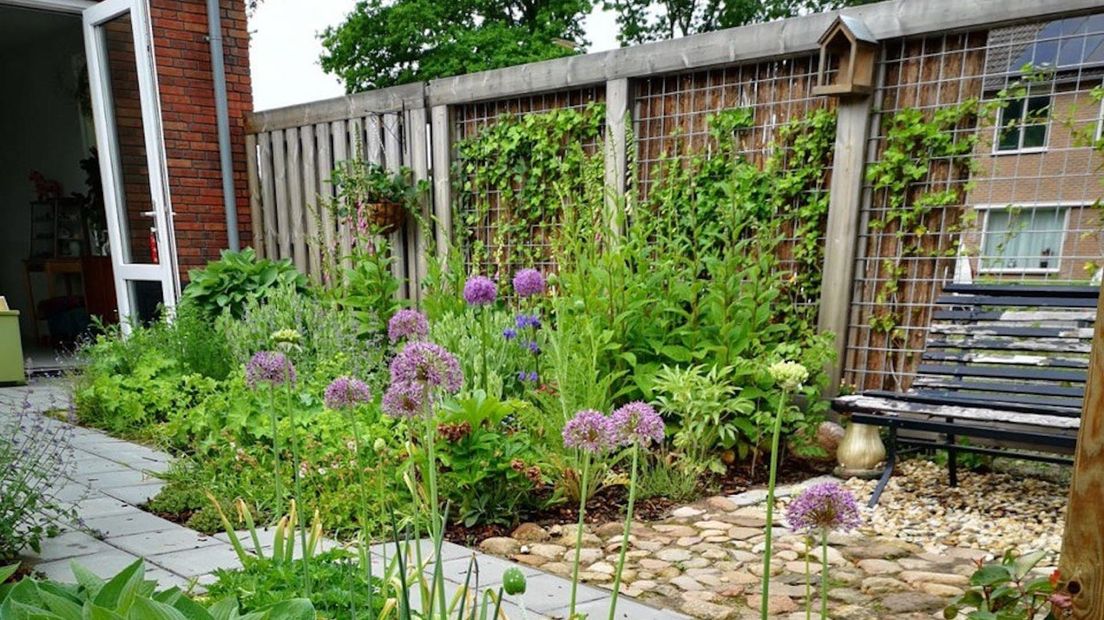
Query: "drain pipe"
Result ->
[[206, 0, 240, 250]]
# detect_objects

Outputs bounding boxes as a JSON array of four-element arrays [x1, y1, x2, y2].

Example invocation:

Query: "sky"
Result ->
[[249, 1, 622, 111]]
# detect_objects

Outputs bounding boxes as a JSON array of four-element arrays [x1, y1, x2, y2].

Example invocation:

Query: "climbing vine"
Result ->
[[454, 102, 605, 276]]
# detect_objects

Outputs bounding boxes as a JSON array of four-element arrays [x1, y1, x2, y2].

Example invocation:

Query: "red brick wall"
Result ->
[[148, 0, 253, 281]]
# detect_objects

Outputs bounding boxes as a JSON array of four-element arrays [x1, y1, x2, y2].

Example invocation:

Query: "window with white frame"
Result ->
[[995, 94, 1051, 152], [980, 206, 1068, 273]]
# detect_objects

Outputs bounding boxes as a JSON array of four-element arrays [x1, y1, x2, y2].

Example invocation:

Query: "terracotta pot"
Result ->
[[836, 421, 886, 471], [359, 200, 406, 235]]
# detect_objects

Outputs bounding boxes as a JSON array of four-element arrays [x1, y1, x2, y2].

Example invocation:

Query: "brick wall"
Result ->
[[148, 0, 253, 281]]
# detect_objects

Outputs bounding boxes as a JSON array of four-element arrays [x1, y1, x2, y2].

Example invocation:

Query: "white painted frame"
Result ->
[[83, 0, 179, 329], [974, 202, 1079, 275], [0, 0, 94, 13], [990, 93, 1052, 156]]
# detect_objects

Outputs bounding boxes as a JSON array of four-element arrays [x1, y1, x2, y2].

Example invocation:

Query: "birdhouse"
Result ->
[[813, 15, 878, 97]]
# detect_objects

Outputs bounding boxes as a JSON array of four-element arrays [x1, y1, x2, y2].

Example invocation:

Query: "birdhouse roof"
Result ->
[[820, 15, 878, 46]]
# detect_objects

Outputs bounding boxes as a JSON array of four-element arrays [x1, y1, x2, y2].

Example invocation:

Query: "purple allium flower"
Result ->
[[515, 314, 541, 330], [389, 341, 463, 393], [503, 327, 518, 340], [513, 268, 546, 298], [381, 381, 425, 418], [562, 409, 617, 453], [786, 482, 862, 533], [246, 351, 296, 388], [324, 376, 372, 410], [463, 275, 497, 306], [525, 340, 541, 355], [388, 309, 429, 344], [610, 401, 665, 447]]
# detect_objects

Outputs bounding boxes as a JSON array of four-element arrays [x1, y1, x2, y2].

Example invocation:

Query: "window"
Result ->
[[995, 95, 1051, 152], [980, 206, 1067, 273]]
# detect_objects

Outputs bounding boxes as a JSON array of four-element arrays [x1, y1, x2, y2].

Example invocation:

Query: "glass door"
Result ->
[[83, 0, 178, 329]]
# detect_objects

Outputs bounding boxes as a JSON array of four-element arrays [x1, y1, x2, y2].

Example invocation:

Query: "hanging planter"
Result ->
[[357, 199, 406, 235], [331, 160, 427, 238]]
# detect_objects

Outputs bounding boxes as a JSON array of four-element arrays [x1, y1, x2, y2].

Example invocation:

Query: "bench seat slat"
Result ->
[[936, 294, 1100, 308], [862, 389, 1082, 418], [926, 336, 1092, 353], [920, 351, 1090, 369], [916, 362, 1086, 383], [911, 376, 1085, 399], [941, 283, 1101, 298], [834, 394, 1080, 430], [932, 309, 1097, 322], [928, 324, 1094, 339]]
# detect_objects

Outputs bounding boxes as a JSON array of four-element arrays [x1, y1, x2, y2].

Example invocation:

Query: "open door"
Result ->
[[83, 0, 178, 329]]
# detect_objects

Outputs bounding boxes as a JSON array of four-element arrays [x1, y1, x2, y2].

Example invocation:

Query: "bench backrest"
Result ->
[[910, 283, 1099, 418]]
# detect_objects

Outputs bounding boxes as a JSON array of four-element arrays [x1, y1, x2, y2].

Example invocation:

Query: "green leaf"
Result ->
[[91, 560, 144, 612], [127, 597, 192, 620], [0, 565, 20, 585]]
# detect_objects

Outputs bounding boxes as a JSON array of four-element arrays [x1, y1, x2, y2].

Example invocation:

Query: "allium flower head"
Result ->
[[388, 309, 429, 344], [246, 351, 296, 388], [324, 376, 372, 410], [611, 401, 665, 447], [513, 269, 546, 298], [381, 381, 425, 418], [786, 481, 861, 533], [769, 360, 809, 392], [463, 275, 497, 306], [562, 409, 617, 453], [389, 341, 463, 393], [271, 329, 303, 353]]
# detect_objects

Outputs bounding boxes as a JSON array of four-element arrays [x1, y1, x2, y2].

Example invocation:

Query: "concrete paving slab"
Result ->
[[82, 510, 180, 538], [147, 543, 244, 578], [432, 553, 544, 588], [521, 573, 608, 613], [568, 596, 691, 620], [102, 481, 166, 505], [64, 496, 138, 520], [71, 455, 136, 475], [74, 468, 161, 488], [32, 550, 142, 581], [108, 527, 223, 556], [20, 530, 116, 562]]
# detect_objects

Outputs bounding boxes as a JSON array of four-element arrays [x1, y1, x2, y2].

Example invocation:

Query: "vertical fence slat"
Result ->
[[366, 114, 382, 165], [257, 132, 278, 259], [271, 130, 292, 259], [409, 106, 431, 303], [332, 119, 351, 268], [300, 125, 322, 279], [430, 104, 452, 263], [286, 128, 307, 271], [245, 133, 263, 256], [383, 112, 405, 292], [316, 122, 336, 280]]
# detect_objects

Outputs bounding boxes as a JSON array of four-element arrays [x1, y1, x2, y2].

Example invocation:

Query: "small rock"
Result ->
[[596, 521, 624, 537], [921, 582, 965, 598], [745, 594, 797, 614], [528, 543, 567, 559], [511, 523, 549, 542], [639, 558, 672, 571], [860, 576, 908, 594], [656, 548, 693, 562], [479, 537, 519, 556], [587, 561, 615, 574], [511, 554, 548, 567], [672, 575, 703, 591], [857, 559, 901, 575], [566, 548, 603, 565], [706, 496, 739, 512], [879, 591, 947, 613], [654, 524, 699, 537], [671, 506, 705, 519], [897, 571, 968, 587], [681, 598, 736, 620], [816, 421, 845, 453]]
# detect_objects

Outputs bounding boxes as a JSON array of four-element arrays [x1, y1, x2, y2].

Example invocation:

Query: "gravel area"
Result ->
[[841, 458, 1067, 560]]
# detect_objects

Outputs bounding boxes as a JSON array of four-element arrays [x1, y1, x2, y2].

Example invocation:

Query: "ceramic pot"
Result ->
[[836, 420, 886, 471]]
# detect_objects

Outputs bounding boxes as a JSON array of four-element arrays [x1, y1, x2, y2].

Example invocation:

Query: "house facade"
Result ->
[[0, 0, 252, 360]]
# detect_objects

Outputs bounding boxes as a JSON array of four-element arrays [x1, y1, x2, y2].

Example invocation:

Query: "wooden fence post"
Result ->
[[605, 78, 631, 236], [245, 133, 263, 256], [430, 104, 453, 264], [817, 94, 873, 395], [1058, 284, 1104, 619]]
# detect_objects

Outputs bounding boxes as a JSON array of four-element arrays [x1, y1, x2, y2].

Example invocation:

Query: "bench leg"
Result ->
[[946, 420, 958, 487], [868, 426, 896, 508]]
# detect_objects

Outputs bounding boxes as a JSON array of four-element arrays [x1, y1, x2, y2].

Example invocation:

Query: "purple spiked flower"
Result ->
[[503, 327, 518, 340], [389, 341, 463, 393], [388, 309, 429, 344], [324, 376, 372, 410], [463, 275, 497, 306], [562, 409, 617, 453], [610, 401, 665, 447], [515, 314, 541, 330], [786, 482, 861, 533], [513, 269, 546, 298], [246, 351, 296, 388], [381, 381, 425, 419], [525, 340, 541, 355]]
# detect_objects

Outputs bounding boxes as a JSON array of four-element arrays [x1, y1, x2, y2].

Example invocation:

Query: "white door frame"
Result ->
[[82, 0, 179, 327]]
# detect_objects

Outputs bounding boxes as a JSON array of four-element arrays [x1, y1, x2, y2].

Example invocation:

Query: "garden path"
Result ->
[[4, 380, 688, 619], [481, 472, 1062, 620]]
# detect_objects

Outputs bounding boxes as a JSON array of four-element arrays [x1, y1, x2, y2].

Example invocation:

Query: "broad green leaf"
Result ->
[[127, 597, 191, 620], [92, 560, 144, 612]]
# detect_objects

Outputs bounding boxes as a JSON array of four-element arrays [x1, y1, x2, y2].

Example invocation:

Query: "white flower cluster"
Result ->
[[768, 360, 809, 392]]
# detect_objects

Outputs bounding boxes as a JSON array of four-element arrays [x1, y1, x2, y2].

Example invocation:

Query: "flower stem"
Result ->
[[268, 387, 282, 513], [285, 382, 312, 596], [568, 453, 592, 617], [480, 307, 490, 394], [805, 536, 812, 620], [608, 444, 639, 620], [820, 528, 829, 620], [761, 389, 789, 620], [424, 402, 447, 618], [348, 408, 374, 620]]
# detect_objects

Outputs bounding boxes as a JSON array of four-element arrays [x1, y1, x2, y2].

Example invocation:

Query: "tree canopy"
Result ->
[[603, 0, 880, 45], [319, 0, 592, 93]]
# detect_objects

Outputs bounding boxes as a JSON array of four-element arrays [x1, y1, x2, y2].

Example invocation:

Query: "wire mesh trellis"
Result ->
[[845, 13, 1104, 392], [632, 55, 837, 314], [451, 87, 606, 280]]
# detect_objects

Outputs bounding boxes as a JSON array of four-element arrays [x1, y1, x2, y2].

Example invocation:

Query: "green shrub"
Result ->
[[182, 248, 309, 319]]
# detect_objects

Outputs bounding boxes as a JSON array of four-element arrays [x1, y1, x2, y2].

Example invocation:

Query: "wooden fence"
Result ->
[[243, 0, 1104, 391]]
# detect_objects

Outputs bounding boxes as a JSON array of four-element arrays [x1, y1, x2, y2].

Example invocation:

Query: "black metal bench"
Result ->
[[834, 283, 1098, 506]]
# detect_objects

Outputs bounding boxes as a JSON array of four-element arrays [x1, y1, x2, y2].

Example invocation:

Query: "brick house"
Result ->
[[963, 16, 1104, 283], [0, 0, 252, 361]]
